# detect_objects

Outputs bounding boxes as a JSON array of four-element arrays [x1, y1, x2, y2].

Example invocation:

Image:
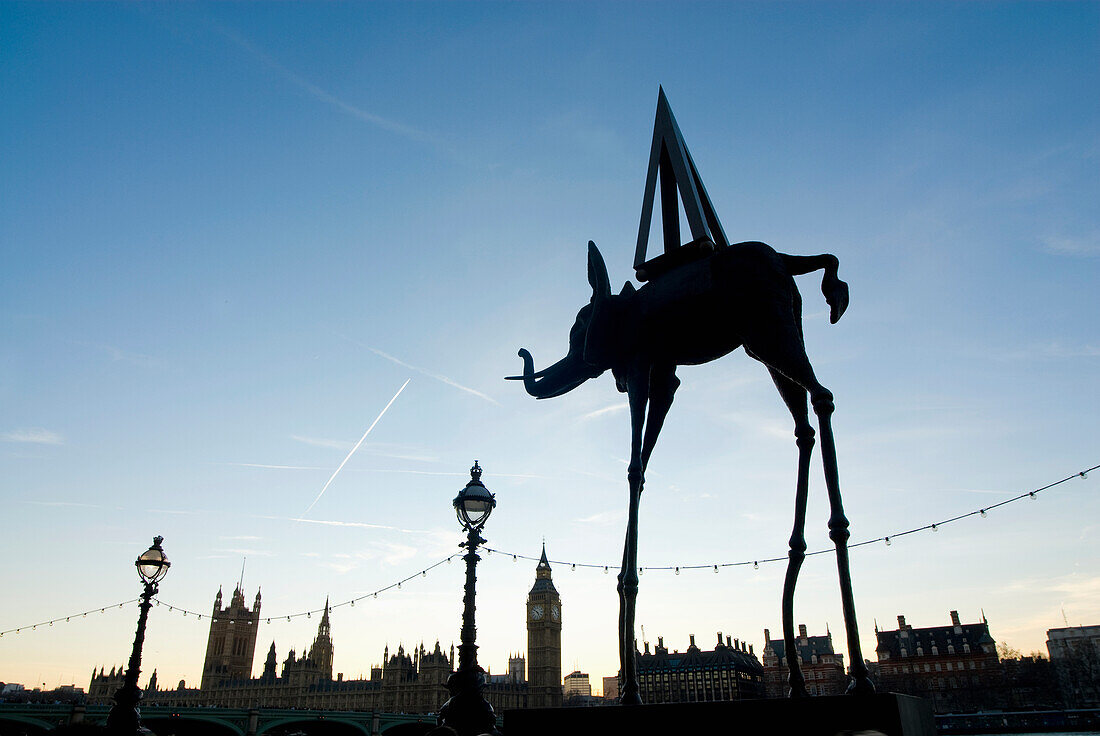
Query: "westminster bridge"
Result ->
[[0, 703, 447, 735]]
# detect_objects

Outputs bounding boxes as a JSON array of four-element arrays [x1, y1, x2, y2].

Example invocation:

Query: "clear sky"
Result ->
[[1, 2, 1098, 695]]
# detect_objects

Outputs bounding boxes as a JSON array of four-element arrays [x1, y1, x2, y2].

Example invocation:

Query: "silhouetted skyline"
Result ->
[[1, 2, 1098, 691]]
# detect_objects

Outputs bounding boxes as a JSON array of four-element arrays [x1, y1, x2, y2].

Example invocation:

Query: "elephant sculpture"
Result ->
[[508, 239, 874, 703]]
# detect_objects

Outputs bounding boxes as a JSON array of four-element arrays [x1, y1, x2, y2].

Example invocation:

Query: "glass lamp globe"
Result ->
[[454, 461, 496, 529], [136, 536, 171, 584]]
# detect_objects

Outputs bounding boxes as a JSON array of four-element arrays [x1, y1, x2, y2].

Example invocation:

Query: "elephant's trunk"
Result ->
[[506, 349, 593, 399]]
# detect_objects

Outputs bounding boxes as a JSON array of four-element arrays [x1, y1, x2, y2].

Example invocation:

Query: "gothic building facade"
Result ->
[[89, 552, 563, 713], [201, 585, 262, 689]]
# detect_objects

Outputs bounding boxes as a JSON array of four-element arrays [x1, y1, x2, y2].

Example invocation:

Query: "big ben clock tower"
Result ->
[[526, 543, 562, 707]]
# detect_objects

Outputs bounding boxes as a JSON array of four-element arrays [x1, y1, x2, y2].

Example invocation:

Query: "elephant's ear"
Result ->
[[587, 241, 612, 301], [584, 241, 615, 367]]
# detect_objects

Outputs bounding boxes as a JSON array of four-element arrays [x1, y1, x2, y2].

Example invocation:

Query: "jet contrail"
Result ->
[[304, 379, 411, 514]]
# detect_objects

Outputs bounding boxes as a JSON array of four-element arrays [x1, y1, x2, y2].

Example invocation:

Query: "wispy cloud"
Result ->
[[221, 535, 262, 541], [1043, 232, 1100, 257], [576, 509, 625, 526], [267, 516, 464, 557], [214, 547, 274, 557], [581, 403, 628, 421], [207, 20, 448, 152], [291, 435, 352, 451], [225, 462, 541, 479], [224, 462, 326, 470], [3, 428, 64, 445], [71, 340, 163, 367], [25, 500, 106, 509], [331, 331, 500, 405], [1034, 343, 1100, 359], [361, 443, 440, 463], [284, 516, 409, 532], [1000, 342, 1100, 361], [313, 542, 421, 573], [290, 436, 440, 463]]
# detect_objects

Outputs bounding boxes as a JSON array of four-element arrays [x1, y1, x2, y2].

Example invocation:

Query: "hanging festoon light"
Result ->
[[6, 463, 1099, 638]]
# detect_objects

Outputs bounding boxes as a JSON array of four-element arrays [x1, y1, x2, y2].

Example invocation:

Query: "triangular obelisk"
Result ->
[[634, 87, 729, 280]]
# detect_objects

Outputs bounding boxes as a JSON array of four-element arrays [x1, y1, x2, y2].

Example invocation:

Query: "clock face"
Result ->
[[551, 604, 560, 621], [531, 604, 544, 620]]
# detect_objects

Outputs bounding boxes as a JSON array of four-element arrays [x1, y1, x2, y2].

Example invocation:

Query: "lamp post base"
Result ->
[[438, 668, 500, 736], [105, 685, 142, 735]]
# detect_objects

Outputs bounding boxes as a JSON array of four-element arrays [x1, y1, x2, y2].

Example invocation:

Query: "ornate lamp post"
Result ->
[[107, 536, 170, 735], [438, 462, 500, 736]]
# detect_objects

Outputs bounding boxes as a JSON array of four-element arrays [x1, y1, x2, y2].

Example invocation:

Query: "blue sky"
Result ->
[[1, 2, 1098, 693]]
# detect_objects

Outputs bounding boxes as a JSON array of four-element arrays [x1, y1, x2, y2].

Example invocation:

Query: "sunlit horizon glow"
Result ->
[[1, 1, 1098, 696]]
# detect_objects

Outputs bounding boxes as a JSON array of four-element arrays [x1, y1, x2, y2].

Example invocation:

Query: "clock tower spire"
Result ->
[[526, 542, 562, 707]]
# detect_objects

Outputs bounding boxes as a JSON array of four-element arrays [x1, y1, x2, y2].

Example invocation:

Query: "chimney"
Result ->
[[749, 644, 754, 655], [799, 624, 808, 640], [727, 635, 732, 647], [734, 638, 740, 650], [717, 631, 723, 646], [644, 640, 651, 655], [950, 610, 961, 627], [764, 629, 771, 643], [897, 615, 907, 630], [689, 634, 696, 648], [658, 636, 664, 650]]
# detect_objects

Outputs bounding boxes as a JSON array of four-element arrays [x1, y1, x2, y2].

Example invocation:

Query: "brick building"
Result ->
[[761, 624, 847, 697], [874, 611, 1000, 713]]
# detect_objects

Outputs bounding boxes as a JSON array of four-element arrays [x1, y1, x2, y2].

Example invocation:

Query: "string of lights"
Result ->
[[147, 553, 463, 623], [484, 463, 1097, 574], [0, 555, 461, 638], [0, 599, 140, 637], [2, 463, 1094, 637]]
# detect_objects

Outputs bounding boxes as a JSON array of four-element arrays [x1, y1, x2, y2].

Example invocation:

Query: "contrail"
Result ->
[[304, 379, 411, 514], [328, 330, 500, 405]]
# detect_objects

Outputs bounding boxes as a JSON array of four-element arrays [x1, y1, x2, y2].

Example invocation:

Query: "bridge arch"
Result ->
[[0, 714, 53, 734], [257, 716, 369, 736], [141, 713, 244, 736], [378, 723, 436, 736]]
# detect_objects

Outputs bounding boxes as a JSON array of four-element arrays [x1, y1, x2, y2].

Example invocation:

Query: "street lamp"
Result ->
[[107, 536, 170, 735], [438, 462, 500, 736]]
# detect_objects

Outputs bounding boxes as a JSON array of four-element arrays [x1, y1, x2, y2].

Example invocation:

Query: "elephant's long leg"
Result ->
[[768, 368, 813, 698], [813, 390, 875, 695], [746, 306, 874, 697], [640, 365, 679, 472], [617, 369, 649, 705]]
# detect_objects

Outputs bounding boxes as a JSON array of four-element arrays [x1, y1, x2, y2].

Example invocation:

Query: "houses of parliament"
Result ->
[[88, 548, 564, 713]]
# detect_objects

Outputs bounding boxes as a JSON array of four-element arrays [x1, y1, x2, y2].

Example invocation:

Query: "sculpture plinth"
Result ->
[[505, 693, 935, 736]]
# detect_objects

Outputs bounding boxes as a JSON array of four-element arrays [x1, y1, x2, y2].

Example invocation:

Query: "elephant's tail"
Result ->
[[780, 253, 849, 324]]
